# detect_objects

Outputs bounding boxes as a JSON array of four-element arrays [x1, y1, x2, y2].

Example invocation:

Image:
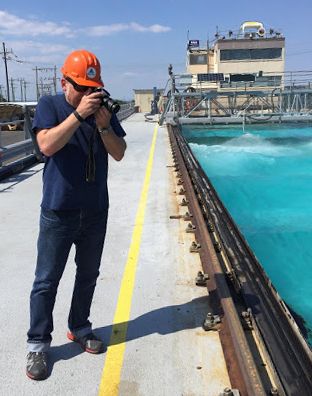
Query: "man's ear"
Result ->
[[60, 78, 67, 92]]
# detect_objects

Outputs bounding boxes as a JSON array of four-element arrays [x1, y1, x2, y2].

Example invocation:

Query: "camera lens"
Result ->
[[102, 96, 120, 114], [92, 88, 120, 114]]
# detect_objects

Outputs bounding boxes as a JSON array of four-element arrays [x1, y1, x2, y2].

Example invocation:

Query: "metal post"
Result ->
[[23, 81, 27, 101]]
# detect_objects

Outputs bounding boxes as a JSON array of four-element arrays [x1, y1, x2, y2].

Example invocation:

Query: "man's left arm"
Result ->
[[95, 107, 127, 161], [99, 129, 126, 161]]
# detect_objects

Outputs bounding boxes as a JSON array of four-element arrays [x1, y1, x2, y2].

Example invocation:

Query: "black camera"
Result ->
[[93, 88, 120, 114]]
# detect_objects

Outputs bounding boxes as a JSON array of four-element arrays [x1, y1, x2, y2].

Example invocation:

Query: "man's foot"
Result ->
[[67, 331, 105, 354], [26, 352, 48, 380]]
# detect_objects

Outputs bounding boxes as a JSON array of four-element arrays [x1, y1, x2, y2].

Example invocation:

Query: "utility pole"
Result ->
[[1, 42, 13, 102]]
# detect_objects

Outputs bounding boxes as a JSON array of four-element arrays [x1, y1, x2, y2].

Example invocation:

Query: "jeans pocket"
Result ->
[[40, 208, 61, 223], [40, 208, 80, 229]]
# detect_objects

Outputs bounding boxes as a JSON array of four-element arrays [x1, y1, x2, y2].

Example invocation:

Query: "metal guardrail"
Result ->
[[0, 103, 40, 172], [0, 139, 34, 163], [117, 103, 136, 121], [159, 70, 312, 126]]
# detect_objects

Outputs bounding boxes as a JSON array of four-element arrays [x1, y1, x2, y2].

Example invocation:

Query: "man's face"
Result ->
[[61, 77, 91, 108]]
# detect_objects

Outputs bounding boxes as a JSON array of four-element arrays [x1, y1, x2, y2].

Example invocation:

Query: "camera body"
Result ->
[[92, 87, 120, 114]]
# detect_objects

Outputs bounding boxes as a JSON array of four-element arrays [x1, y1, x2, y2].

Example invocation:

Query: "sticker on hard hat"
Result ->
[[86, 67, 97, 79]]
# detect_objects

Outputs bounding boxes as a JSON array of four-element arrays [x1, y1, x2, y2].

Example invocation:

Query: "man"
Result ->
[[26, 49, 126, 381]]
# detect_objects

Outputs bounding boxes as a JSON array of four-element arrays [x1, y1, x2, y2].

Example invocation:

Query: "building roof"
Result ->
[[133, 89, 164, 94]]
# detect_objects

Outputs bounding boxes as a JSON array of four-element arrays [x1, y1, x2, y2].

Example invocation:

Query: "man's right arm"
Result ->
[[36, 113, 82, 157], [36, 92, 102, 157]]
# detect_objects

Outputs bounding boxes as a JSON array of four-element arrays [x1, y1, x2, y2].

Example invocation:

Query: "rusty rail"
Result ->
[[168, 124, 312, 395]]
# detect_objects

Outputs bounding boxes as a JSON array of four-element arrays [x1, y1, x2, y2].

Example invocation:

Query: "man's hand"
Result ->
[[76, 90, 103, 119], [95, 106, 112, 129]]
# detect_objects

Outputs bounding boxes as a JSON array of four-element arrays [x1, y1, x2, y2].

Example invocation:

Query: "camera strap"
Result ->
[[85, 126, 97, 182]]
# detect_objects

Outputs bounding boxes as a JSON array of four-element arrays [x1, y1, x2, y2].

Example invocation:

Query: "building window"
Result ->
[[220, 48, 282, 61], [189, 54, 207, 65]]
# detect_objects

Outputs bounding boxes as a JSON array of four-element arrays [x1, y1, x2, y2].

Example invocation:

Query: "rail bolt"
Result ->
[[214, 241, 222, 253], [203, 312, 221, 331], [190, 241, 201, 253], [207, 221, 214, 232], [195, 271, 209, 286], [180, 198, 189, 206], [241, 310, 253, 330], [183, 212, 193, 221], [179, 188, 185, 195], [186, 223, 196, 233]]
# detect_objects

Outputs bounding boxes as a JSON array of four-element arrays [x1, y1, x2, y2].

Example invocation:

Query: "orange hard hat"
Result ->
[[61, 49, 104, 87]]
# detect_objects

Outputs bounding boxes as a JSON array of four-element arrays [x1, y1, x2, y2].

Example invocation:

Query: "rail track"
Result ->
[[168, 124, 312, 395]]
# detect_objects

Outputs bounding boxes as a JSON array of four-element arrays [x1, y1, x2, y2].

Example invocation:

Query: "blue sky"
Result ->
[[0, 0, 311, 100]]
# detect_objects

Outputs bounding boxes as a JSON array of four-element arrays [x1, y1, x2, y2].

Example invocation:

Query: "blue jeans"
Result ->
[[27, 207, 108, 352]]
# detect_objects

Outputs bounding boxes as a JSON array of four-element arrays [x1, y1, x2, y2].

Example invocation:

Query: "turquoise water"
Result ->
[[183, 124, 312, 344]]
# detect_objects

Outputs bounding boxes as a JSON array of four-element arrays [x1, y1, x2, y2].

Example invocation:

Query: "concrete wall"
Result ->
[[134, 89, 163, 113], [134, 92, 153, 113]]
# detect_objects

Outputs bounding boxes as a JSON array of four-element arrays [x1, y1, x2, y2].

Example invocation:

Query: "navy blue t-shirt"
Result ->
[[33, 94, 126, 210]]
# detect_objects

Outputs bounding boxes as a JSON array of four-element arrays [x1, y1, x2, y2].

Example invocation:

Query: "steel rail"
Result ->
[[168, 125, 268, 395], [169, 124, 312, 395]]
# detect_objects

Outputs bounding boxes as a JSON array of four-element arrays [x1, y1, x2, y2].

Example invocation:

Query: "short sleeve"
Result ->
[[110, 113, 126, 138], [32, 96, 58, 133]]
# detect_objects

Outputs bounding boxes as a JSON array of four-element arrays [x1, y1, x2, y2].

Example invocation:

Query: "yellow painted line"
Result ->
[[98, 124, 159, 396]]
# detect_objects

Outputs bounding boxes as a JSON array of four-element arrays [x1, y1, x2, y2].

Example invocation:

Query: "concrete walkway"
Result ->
[[0, 113, 230, 395]]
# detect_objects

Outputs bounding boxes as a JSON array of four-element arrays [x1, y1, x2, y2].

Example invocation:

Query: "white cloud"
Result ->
[[129, 22, 171, 33], [86, 22, 171, 36], [7, 40, 70, 55], [0, 10, 171, 38], [122, 72, 139, 77], [0, 11, 74, 37], [3, 40, 72, 67]]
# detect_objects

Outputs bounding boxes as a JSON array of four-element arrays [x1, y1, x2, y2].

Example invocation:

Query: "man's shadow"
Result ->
[[48, 295, 210, 375]]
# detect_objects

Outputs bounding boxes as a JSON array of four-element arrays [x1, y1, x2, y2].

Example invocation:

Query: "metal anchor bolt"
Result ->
[[189, 241, 201, 253], [186, 223, 196, 233], [214, 241, 222, 253], [207, 221, 214, 232], [203, 312, 221, 331], [195, 271, 209, 286], [177, 179, 183, 185], [178, 188, 185, 195], [180, 198, 189, 206], [241, 309, 253, 330], [183, 212, 193, 221]]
